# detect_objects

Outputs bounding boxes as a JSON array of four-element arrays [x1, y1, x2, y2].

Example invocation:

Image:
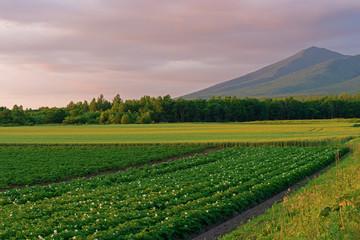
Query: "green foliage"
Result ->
[[0, 144, 209, 188], [0, 108, 12, 124], [221, 143, 360, 240], [0, 146, 347, 239], [138, 111, 152, 124], [89, 98, 97, 112], [62, 111, 100, 124], [44, 108, 68, 123], [108, 112, 122, 124], [1, 93, 360, 125], [11, 104, 25, 125], [121, 113, 132, 124]]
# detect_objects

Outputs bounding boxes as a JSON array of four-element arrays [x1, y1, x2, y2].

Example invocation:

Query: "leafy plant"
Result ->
[[0, 146, 347, 239]]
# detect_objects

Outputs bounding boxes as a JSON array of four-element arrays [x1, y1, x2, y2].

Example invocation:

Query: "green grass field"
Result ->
[[0, 119, 359, 144]]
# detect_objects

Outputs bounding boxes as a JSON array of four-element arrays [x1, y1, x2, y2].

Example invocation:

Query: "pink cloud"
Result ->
[[0, 0, 360, 108]]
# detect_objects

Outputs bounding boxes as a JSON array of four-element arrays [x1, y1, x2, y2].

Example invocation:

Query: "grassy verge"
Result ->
[[221, 141, 360, 240]]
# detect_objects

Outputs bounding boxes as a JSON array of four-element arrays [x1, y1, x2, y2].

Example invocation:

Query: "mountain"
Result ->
[[181, 47, 360, 99]]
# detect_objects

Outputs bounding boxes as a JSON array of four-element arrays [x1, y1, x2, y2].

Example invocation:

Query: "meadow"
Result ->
[[0, 119, 359, 144]]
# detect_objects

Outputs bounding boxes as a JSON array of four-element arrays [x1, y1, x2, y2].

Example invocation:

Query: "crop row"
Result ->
[[0, 144, 209, 188], [0, 146, 348, 239], [1, 137, 351, 189], [0, 135, 354, 147]]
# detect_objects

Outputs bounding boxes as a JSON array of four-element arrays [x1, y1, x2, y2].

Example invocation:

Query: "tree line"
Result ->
[[1, 93, 360, 125]]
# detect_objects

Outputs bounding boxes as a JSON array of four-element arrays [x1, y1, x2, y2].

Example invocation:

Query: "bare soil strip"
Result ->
[[189, 152, 350, 240], [0, 148, 222, 192]]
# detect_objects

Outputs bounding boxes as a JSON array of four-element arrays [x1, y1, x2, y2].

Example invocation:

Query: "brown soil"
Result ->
[[0, 148, 222, 192]]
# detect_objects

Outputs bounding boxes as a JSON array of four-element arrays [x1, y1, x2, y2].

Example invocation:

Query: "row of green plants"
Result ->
[[0, 135, 353, 147], [0, 145, 209, 189], [0, 146, 348, 239], [221, 142, 360, 240], [0, 137, 352, 189]]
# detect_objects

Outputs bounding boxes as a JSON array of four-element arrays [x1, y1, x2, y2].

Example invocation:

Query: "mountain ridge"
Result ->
[[181, 47, 359, 99]]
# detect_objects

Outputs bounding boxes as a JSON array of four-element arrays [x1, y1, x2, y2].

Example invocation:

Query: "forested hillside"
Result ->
[[1, 93, 360, 125]]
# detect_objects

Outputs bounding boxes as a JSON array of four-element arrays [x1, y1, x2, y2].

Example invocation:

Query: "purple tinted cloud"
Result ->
[[0, 0, 360, 108]]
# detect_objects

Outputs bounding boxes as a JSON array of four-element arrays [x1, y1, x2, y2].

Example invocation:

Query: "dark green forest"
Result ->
[[1, 93, 360, 125]]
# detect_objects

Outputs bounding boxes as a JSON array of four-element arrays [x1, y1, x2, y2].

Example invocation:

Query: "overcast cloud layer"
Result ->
[[1, 0, 360, 108]]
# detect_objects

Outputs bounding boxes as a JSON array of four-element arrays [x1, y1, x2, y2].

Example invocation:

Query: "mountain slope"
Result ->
[[250, 54, 360, 97], [181, 47, 354, 99]]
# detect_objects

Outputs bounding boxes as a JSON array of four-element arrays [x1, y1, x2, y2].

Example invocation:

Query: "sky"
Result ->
[[1, 0, 360, 109]]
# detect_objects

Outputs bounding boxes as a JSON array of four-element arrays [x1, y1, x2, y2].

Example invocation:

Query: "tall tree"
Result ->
[[11, 105, 25, 124], [89, 98, 97, 112], [0, 107, 12, 124]]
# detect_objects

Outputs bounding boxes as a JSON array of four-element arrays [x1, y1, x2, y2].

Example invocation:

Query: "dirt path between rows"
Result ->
[[189, 151, 351, 240], [0, 148, 223, 192]]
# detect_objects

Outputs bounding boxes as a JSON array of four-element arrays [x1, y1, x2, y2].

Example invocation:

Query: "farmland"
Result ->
[[221, 141, 360, 239], [0, 146, 347, 239], [0, 119, 359, 144], [0, 119, 359, 239], [0, 145, 210, 189]]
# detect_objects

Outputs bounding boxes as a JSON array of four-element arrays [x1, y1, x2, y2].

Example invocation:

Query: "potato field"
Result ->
[[0, 146, 348, 239], [0, 144, 209, 188], [0, 119, 359, 239]]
